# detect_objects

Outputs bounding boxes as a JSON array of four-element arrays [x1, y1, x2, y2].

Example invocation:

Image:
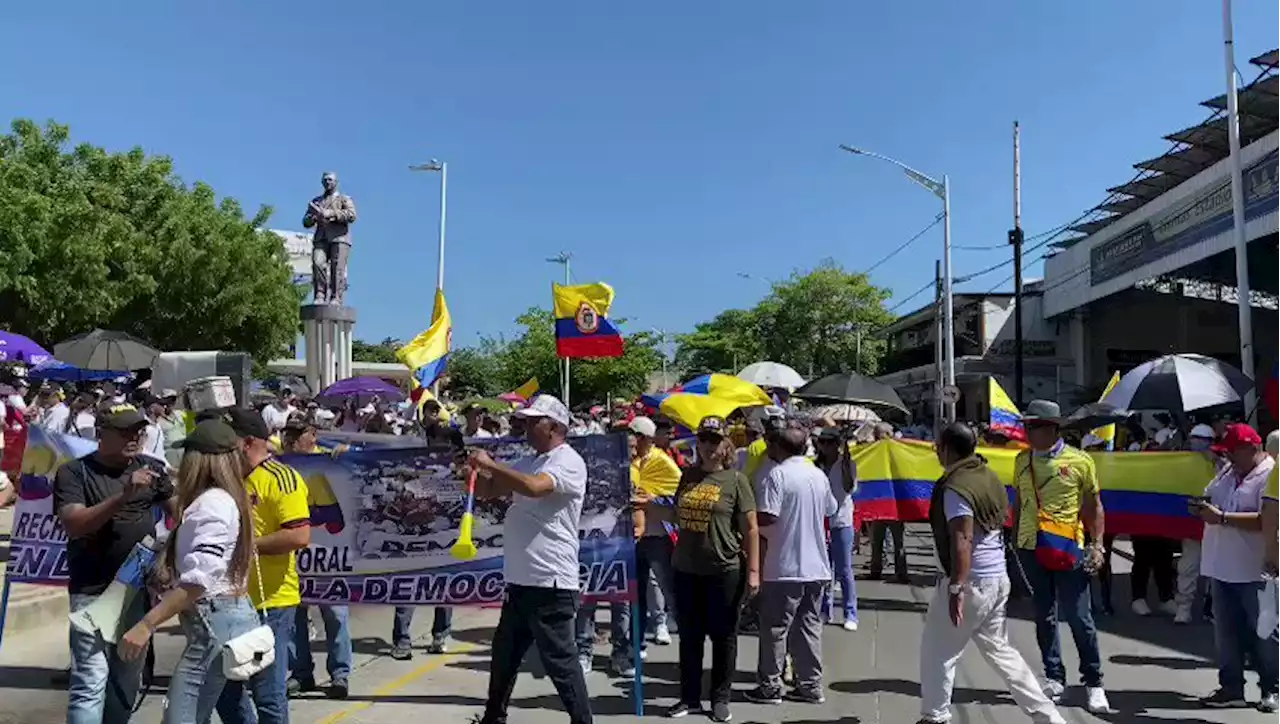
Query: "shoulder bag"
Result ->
[[223, 547, 276, 681], [1028, 459, 1082, 572]]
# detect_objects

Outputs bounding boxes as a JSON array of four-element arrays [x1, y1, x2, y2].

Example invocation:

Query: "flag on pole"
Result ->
[[499, 378, 540, 405], [988, 377, 1025, 441], [1091, 371, 1122, 450], [552, 282, 623, 358], [397, 289, 452, 397]]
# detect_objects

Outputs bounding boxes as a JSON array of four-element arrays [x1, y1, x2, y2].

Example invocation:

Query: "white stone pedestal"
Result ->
[[301, 304, 357, 394]]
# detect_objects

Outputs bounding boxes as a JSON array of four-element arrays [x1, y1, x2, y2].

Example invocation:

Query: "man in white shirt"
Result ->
[[35, 386, 70, 436], [467, 394, 592, 724], [261, 390, 297, 435], [1193, 423, 1278, 712], [138, 395, 168, 466], [747, 422, 837, 706], [461, 404, 494, 439]]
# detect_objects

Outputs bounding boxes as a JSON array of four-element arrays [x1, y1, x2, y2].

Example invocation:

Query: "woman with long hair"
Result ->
[[664, 416, 760, 722], [118, 419, 260, 723]]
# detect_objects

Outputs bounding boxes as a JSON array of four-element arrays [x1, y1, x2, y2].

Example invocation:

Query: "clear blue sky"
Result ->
[[3, 1, 1276, 348]]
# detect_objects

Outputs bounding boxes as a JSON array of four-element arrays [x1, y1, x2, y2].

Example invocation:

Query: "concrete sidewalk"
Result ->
[[0, 525, 1272, 723]]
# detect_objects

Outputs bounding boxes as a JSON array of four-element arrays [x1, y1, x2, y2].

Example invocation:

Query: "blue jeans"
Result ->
[[68, 591, 148, 724], [1017, 549, 1103, 687], [575, 600, 630, 659], [1210, 579, 1279, 696], [165, 596, 260, 724], [215, 605, 295, 724], [392, 606, 452, 647], [823, 525, 859, 622], [636, 535, 677, 647], [291, 605, 353, 684]]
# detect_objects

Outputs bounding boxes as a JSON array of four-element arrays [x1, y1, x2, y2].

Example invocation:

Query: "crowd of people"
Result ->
[[0, 362, 1277, 723]]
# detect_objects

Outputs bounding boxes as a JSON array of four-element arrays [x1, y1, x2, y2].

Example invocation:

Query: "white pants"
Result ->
[[920, 576, 1065, 724], [1174, 539, 1201, 616]]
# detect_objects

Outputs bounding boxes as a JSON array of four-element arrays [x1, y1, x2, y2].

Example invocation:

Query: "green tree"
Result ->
[[352, 336, 403, 364], [0, 119, 300, 364], [445, 341, 506, 398], [675, 261, 895, 379]]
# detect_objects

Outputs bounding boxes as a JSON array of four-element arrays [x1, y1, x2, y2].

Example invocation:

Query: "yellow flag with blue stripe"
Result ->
[[397, 289, 452, 391], [1092, 371, 1122, 449]]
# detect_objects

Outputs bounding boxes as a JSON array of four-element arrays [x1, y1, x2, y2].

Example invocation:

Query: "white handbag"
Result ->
[[223, 550, 276, 681]]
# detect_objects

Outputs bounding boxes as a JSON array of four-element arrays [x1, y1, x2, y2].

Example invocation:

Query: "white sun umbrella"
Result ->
[[808, 403, 881, 423], [1103, 353, 1254, 414], [737, 361, 806, 390]]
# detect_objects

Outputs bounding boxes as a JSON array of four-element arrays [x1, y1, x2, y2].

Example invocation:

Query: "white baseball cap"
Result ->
[[628, 416, 657, 438], [513, 394, 571, 428]]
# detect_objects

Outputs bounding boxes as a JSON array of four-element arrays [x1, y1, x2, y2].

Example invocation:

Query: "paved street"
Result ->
[[0, 526, 1272, 724]]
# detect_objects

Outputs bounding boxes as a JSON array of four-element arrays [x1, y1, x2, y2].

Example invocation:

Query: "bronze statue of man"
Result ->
[[303, 171, 357, 304]]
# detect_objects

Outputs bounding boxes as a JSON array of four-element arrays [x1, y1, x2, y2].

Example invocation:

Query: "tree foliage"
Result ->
[[0, 119, 301, 364], [443, 308, 663, 405], [351, 336, 402, 364], [675, 260, 895, 378]]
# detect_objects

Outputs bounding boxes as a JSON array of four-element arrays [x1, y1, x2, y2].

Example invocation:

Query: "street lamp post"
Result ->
[[410, 159, 448, 397], [839, 144, 955, 421]]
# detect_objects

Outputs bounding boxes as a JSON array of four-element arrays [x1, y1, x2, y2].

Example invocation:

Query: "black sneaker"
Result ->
[[786, 688, 826, 704], [326, 679, 349, 700], [743, 686, 782, 705], [709, 701, 732, 722], [1200, 689, 1247, 708], [665, 701, 697, 718], [390, 643, 413, 661], [286, 677, 316, 697]]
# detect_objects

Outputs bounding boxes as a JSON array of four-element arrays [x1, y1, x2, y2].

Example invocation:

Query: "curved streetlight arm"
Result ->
[[838, 144, 944, 199]]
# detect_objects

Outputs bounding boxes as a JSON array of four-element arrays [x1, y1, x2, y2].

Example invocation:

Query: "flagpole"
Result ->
[[546, 252, 573, 406], [410, 158, 449, 400]]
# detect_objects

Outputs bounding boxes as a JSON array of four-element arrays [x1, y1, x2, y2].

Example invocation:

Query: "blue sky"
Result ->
[[3, 1, 1276, 349]]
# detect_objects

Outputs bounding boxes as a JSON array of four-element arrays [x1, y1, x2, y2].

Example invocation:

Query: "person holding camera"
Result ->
[[55, 403, 178, 724]]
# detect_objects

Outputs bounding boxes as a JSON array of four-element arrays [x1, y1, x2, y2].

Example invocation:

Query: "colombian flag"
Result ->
[[397, 289, 452, 395], [988, 377, 1025, 441], [499, 377, 540, 405], [552, 282, 623, 359], [1091, 371, 1122, 450]]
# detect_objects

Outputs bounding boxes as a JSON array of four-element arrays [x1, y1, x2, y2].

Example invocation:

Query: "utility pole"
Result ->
[[546, 252, 573, 406], [1222, 0, 1257, 421], [934, 259, 944, 435], [1010, 121, 1025, 409]]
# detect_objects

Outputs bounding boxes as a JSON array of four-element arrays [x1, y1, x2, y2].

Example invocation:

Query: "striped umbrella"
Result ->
[[1102, 354, 1253, 414]]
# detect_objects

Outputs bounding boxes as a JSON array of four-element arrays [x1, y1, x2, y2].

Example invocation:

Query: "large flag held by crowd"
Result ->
[[552, 282, 623, 359], [397, 289, 452, 398]]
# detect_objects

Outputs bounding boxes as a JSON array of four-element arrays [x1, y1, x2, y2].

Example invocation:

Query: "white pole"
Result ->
[[942, 174, 956, 422], [563, 258, 571, 407], [1222, 0, 1257, 421], [436, 162, 448, 292]]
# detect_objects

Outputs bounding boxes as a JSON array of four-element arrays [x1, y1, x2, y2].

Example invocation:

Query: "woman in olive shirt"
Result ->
[[667, 416, 760, 722]]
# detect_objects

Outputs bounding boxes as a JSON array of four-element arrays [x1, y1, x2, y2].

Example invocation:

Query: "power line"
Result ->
[[860, 213, 945, 276], [888, 279, 936, 313]]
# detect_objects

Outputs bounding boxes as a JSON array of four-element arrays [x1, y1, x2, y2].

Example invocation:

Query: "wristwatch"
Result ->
[[947, 583, 964, 595]]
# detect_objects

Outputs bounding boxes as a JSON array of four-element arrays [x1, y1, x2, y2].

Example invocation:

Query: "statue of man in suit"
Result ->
[[303, 171, 358, 304]]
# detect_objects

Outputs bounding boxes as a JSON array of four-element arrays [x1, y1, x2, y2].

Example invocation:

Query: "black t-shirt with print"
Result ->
[[53, 454, 174, 595]]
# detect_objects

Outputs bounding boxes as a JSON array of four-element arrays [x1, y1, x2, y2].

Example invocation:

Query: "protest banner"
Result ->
[[9, 426, 637, 608]]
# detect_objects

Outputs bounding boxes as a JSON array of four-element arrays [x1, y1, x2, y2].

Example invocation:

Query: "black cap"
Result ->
[[225, 407, 270, 440], [97, 403, 148, 430], [174, 419, 241, 454], [697, 416, 727, 437], [815, 426, 842, 441]]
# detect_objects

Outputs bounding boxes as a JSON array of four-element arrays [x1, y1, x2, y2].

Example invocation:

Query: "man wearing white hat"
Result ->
[[468, 394, 592, 724]]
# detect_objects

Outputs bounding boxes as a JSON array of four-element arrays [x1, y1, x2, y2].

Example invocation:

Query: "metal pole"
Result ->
[[436, 162, 448, 291], [1012, 121, 1025, 409], [935, 260, 944, 435], [1222, 0, 1257, 421], [564, 258, 571, 407], [942, 175, 956, 422]]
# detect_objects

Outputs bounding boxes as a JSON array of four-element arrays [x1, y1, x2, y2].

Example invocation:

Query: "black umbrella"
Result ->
[[1104, 353, 1253, 414], [53, 329, 161, 371], [793, 372, 908, 414], [1062, 401, 1131, 432]]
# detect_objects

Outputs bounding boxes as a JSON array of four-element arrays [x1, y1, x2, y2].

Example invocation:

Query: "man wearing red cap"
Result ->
[[1192, 423, 1278, 712]]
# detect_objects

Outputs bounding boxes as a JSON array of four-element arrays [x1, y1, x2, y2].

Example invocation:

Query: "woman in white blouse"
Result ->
[[118, 419, 259, 723]]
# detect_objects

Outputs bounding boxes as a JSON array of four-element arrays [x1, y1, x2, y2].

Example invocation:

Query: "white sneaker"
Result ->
[[1158, 600, 1178, 616], [1041, 679, 1065, 703], [1173, 607, 1192, 625], [842, 619, 858, 632], [1131, 599, 1152, 616], [1086, 686, 1113, 714], [578, 654, 592, 676], [654, 623, 672, 646]]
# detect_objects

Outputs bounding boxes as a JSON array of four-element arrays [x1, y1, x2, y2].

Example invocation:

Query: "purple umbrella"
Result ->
[[0, 331, 53, 365], [316, 376, 406, 406]]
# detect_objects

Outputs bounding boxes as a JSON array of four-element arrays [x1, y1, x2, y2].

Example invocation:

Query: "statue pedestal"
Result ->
[[301, 304, 357, 394]]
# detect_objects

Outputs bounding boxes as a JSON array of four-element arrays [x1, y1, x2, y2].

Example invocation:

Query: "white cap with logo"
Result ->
[[627, 416, 657, 438], [513, 394, 571, 428]]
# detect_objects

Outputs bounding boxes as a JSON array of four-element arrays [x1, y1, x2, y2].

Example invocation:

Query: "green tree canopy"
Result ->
[[351, 336, 403, 364], [0, 119, 300, 363], [675, 260, 895, 379]]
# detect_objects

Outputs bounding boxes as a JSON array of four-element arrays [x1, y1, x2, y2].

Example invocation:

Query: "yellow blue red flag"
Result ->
[[397, 289, 452, 391], [1092, 371, 1122, 449], [552, 282, 623, 358], [988, 377, 1025, 441]]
